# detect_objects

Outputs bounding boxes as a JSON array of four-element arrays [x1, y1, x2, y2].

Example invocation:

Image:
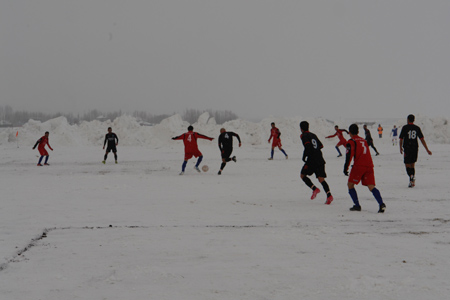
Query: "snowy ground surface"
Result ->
[[1, 115, 450, 299]]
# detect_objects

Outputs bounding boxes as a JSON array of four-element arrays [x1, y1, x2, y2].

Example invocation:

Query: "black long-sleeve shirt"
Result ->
[[218, 132, 241, 151], [104, 132, 119, 147]]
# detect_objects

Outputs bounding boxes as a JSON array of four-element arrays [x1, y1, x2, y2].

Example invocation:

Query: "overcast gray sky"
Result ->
[[1, 0, 449, 120]]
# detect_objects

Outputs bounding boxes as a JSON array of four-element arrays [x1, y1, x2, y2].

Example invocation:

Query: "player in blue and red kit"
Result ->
[[33, 131, 53, 166], [391, 125, 398, 145], [172, 125, 214, 175], [325, 125, 349, 157], [268, 122, 288, 160], [344, 124, 385, 213]]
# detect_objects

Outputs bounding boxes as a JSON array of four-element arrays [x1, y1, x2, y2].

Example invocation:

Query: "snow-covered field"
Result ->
[[1, 115, 449, 300]]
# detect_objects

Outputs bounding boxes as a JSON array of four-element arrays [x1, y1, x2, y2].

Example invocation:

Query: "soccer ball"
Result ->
[[201, 165, 209, 172]]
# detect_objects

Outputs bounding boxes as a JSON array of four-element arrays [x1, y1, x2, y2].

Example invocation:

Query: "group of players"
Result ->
[[32, 114, 432, 213]]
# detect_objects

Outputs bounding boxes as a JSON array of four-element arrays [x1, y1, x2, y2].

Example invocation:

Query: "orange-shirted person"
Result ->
[[377, 124, 383, 138]]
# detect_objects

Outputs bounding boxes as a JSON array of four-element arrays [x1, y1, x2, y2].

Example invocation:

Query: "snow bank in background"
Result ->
[[1, 114, 450, 146]]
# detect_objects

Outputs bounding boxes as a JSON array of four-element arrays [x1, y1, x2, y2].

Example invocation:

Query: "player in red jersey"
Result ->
[[172, 125, 214, 175], [268, 122, 288, 160], [325, 125, 349, 157], [32, 131, 53, 166], [344, 124, 385, 213]]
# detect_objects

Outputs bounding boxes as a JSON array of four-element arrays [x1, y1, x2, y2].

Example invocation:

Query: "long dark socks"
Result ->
[[349, 188, 359, 206], [302, 176, 314, 189], [371, 188, 383, 205], [320, 181, 331, 196], [195, 156, 203, 167]]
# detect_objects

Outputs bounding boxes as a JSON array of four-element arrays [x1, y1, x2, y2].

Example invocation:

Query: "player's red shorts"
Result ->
[[184, 149, 202, 160], [38, 147, 48, 156], [272, 139, 282, 148], [337, 139, 347, 147], [348, 165, 375, 186]]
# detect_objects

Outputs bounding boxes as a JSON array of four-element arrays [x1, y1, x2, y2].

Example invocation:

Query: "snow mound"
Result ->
[[2, 115, 450, 147]]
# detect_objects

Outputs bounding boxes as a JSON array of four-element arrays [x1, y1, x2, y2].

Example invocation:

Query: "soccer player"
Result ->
[[217, 128, 241, 175], [268, 122, 288, 160], [32, 131, 53, 166], [377, 124, 383, 138], [299, 121, 333, 205], [344, 124, 386, 213], [363, 124, 380, 156], [172, 125, 214, 175], [391, 125, 399, 146], [325, 125, 349, 157], [399, 114, 432, 187], [102, 127, 119, 164]]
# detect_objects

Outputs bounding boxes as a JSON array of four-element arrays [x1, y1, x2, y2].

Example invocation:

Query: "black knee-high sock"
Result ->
[[104, 154, 108, 160], [220, 162, 226, 170], [302, 176, 314, 189], [320, 181, 331, 195], [114, 153, 117, 161], [225, 158, 231, 162], [406, 167, 413, 179]]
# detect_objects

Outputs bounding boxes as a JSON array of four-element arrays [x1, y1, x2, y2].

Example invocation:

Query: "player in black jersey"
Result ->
[[102, 127, 119, 164], [217, 128, 241, 175], [299, 121, 333, 205], [399, 114, 432, 187], [363, 125, 380, 156]]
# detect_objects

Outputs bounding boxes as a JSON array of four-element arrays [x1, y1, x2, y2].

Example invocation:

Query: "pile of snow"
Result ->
[[1, 113, 450, 147]]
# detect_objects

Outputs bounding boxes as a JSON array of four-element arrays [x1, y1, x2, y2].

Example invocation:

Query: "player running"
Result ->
[[217, 128, 241, 175], [32, 131, 53, 166], [268, 122, 288, 160], [102, 127, 119, 164], [325, 125, 349, 157], [363, 125, 380, 156], [399, 114, 432, 188], [391, 125, 398, 145], [299, 121, 333, 205], [172, 125, 214, 175], [344, 124, 386, 213]]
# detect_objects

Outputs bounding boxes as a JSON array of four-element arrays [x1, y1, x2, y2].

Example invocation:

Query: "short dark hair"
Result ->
[[407, 114, 415, 122], [271, 122, 275, 125], [187, 125, 194, 131], [300, 121, 309, 131], [108, 127, 112, 130], [45, 131, 49, 134], [349, 124, 359, 135]]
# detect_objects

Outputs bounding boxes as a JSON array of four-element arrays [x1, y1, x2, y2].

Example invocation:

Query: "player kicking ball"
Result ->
[[172, 125, 214, 175]]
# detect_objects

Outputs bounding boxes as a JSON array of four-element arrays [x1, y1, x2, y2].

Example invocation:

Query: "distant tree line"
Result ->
[[0, 105, 238, 126]]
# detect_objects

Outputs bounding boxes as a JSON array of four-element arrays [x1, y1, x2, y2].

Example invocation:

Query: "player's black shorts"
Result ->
[[221, 148, 233, 159], [301, 163, 327, 178], [106, 145, 117, 153], [403, 148, 418, 164]]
